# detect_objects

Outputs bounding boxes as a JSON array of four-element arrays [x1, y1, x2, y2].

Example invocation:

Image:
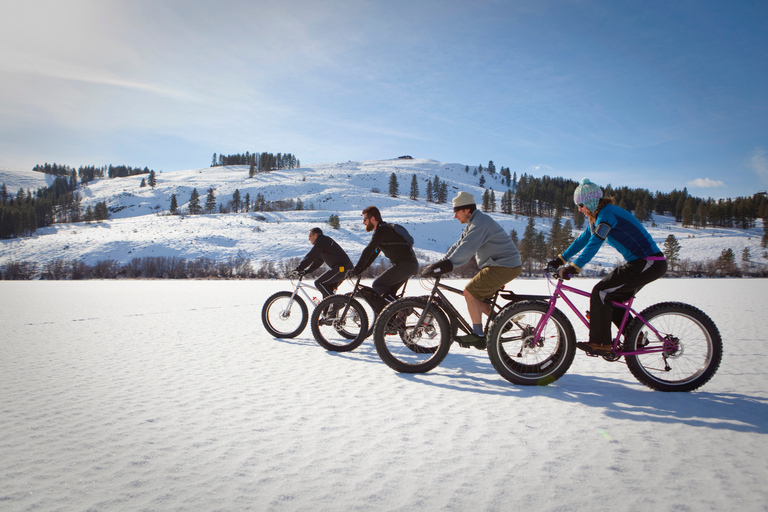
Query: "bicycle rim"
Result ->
[[625, 302, 722, 392], [373, 297, 451, 373], [261, 291, 308, 338]]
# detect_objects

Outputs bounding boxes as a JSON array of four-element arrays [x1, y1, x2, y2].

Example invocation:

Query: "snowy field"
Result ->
[[2, 278, 768, 511]]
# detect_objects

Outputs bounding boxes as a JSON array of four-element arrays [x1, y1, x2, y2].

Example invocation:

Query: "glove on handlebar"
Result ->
[[547, 255, 565, 270], [557, 264, 579, 280], [421, 259, 454, 277]]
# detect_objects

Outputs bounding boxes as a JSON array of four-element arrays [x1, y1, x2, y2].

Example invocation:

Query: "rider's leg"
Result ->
[[588, 257, 668, 346], [371, 261, 418, 298], [315, 266, 345, 298], [461, 265, 522, 339]]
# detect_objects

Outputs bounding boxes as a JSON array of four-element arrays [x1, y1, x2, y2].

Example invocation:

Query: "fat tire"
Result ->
[[310, 295, 369, 352], [486, 301, 576, 386], [261, 291, 309, 338], [373, 297, 452, 373], [624, 302, 722, 392]]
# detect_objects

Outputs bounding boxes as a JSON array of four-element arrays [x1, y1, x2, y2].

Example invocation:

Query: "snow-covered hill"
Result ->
[[1, 159, 765, 273]]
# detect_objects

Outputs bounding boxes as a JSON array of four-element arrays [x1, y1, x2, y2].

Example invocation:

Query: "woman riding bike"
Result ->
[[549, 178, 667, 356]]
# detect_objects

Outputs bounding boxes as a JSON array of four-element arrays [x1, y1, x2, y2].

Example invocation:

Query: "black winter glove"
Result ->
[[421, 259, 454, 277], [547, 255, 565, 271], [288, 269, 304, 278], [557, 264, 579, 280], [346, 269, 359, 279]]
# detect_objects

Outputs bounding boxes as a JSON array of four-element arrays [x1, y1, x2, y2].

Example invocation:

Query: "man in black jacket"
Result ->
[[294, 227, 353, 298], [350, 206, 419, 306]]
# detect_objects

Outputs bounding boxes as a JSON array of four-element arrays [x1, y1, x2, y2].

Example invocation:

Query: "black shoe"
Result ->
[[576, 342, 614, 356], [455, 333, 487, 350], [384, 310, 408, 335]]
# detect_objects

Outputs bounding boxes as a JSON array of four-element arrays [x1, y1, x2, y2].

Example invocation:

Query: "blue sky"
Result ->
[[1, 0, 766, 199]]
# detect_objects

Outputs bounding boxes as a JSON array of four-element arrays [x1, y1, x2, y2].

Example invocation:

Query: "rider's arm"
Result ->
[[354, 234, 381, 274], [297, 242, 323, 272], [445, 221, 486, 267], [570, 210, 616, 270]]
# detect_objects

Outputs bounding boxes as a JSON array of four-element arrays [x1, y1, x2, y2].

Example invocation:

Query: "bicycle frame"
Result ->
[[281, 276, 322, 315], [334, 275, 409, 322], [421, 276, 506, 337], [538, 274, 672, 357]]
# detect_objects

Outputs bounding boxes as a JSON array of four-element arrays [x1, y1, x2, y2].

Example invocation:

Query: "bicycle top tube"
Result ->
[[545, 272, 635, 309]]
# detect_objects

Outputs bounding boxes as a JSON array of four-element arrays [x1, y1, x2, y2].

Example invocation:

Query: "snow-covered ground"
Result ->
[[2, 278, 767, 511], [1, 159, 766, 273]]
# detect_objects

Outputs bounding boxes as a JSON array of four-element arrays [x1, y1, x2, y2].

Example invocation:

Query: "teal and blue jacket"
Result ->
[[562, 204, 660, 271]]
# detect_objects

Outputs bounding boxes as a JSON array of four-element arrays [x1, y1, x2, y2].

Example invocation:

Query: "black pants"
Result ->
[[589, 255, 667, 344], [372, 260, 419, 299], [315, 265, 347, 298]]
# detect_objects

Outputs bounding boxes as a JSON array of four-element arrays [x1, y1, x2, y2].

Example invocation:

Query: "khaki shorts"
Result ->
[[465, 265, 522, 301]]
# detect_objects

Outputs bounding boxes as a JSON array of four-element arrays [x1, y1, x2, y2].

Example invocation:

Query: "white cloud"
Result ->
[[687, 178, 726, 188]]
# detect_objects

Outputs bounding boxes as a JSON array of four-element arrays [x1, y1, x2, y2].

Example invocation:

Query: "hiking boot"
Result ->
[[576, 342, 614, 356], [455, 333, 487, 350]]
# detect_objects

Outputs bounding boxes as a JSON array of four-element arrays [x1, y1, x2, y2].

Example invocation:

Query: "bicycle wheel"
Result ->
[[310, 295, 369, 352], [486, 301, 576, 386], [624, 302, 722, 392], [347, 292, 377, 338], [373, 297, 452, 373], [261, 291, 309, 338]]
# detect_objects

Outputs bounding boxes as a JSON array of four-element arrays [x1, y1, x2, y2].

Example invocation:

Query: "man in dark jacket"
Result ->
[[350, 206, 419, 305], [294, 227, 353, 298]]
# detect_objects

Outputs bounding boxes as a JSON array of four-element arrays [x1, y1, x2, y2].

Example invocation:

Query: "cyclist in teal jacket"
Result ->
[[549, 179, 667, 356]]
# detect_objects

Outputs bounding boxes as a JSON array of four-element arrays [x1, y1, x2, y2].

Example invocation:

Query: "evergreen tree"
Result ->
[[742, 246, 751, 262], [231, 189, 242, 213], [510, 228, 519, 248], [211, 153, 217, 167], [560, 220, 575, 252], [388, 173, 399, 198], [205, 188, 217, 213], [249, 159, 256, 178], [663, 234, 681, 272], [188, 188, 201, 214], [762, 219, 768, 248], [170, 194, 178, 215], [479, 175, 486, 188], [482, 189, 491, 212], [490, 190, 496, 212], [140, 178, 146, 188], [245, 193, 251, 212], [148, 170, 157, 188], [438, 182, 448, 204], [94, 201, 109, 221], [426, 181, 434, 202], [547, 213, 562, 258], [573, 208, 585, 230], [409, 174, 419, 200], [520, 217, 537, 274], [487, 160, 496, 174], [682, 197, 695, 227], [634, 200, 647, 223], [328, 214, 340, 229]]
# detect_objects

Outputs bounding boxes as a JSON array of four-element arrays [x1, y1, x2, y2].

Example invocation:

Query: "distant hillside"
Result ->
[[1, 159, 766, 279]]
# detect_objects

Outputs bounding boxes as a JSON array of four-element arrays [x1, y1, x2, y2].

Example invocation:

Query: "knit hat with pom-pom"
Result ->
[[573, 178, 603, 213]]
